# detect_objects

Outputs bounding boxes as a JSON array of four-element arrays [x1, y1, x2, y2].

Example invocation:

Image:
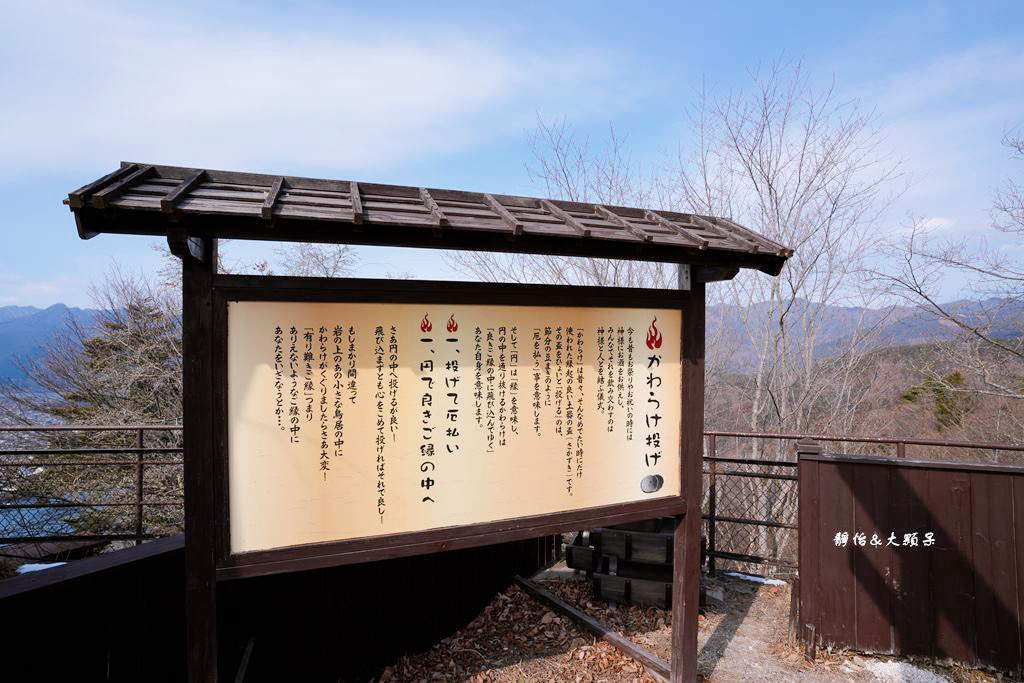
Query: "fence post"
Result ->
[[896, 441, 905, 458], [795, 438, 822, 459], [707, 434, 717, 576], [135, 428, 145, 545]]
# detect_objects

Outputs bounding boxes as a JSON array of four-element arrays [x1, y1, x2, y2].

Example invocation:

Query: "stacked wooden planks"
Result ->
[[567, 517, 694, 609]]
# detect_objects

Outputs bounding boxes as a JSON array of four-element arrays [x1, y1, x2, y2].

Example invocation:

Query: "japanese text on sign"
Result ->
[[227, 301, 683, 554]]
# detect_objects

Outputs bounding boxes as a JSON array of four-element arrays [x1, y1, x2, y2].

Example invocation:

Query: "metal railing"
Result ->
[[4, 423, 1023, 562], [0, 425, 183, 545], [702, 430, 1024, 576]]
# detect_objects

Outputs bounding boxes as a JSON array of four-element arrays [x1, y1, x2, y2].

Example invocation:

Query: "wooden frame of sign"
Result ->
[[65, 162, 793, 683], [182, 243, 705, 682], [212, 273, 694, 578]]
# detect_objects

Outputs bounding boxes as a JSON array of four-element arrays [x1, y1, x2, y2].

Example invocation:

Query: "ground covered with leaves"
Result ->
[[379, 580, 658, 682], [376, 568, 1001, 682]]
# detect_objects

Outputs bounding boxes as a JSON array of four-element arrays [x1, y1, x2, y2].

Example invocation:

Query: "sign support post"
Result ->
[[672, 273, 705, 682], [177, 236, 219, 683]]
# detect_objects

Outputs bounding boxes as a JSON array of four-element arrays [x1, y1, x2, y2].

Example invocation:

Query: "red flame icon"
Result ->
[[420, 314, 432, 333], [447, 314, 458, 333], [646, 317, 663, 350]]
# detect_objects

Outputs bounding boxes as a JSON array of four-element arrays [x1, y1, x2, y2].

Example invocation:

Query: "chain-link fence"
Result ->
[[702, 433, 798, 579], [6, 425, 1022, 572], [0, 425, 183, 545]]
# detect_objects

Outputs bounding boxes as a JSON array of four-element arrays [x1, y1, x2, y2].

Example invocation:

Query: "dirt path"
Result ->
[[376, 567, 996, 683], [695, 574, 993, 683]]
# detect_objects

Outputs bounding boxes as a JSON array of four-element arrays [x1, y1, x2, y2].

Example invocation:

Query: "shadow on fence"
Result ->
[[799, 445, 1024, 673]]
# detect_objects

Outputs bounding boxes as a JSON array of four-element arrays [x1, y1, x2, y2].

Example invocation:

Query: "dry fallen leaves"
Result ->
[[377, 582, 661, 682]]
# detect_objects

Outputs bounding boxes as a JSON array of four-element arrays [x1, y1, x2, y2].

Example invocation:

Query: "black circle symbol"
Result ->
[[640, 474, 664, 493]]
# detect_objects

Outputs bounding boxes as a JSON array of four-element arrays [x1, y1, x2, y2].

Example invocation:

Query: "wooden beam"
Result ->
[[645, 210, 709, 249], [678, 263, 691, 290], [349, 181, 364, 225], [483, 193, 523, 236], [66, 164, 792, 274], [689, 214, 758, 253], [261, 177, 285, 221], [68, 164, 138, 208], [73, 212, 98, 240], [0, 535, 183, 600], [540, 199, 591, 237], [694, 265, 740, 283], [672, 278, 705, 683], [513, 576, 670, 681], [233, 638, 255, 683], [594, 205, 653, 242], [161, 170, 206, 213], [167, 228, 208, 264], [711, 216, 791, 256], [419, 188, 449, 227], [69, 204, 786, 274], [67, 161, 793, 264], [90, 165, 154, 209], [182, 238, 219, 682]]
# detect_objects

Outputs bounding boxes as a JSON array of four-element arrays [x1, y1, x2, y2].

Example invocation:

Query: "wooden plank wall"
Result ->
[[0, 535, 559, 681], [799, 454, 1024, 673]]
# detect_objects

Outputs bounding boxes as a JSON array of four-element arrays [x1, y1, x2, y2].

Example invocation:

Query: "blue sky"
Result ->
[[1, 0, 1022, 307]]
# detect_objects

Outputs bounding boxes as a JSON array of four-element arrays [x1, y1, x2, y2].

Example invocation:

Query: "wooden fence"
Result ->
[[0, 534, 560, 680], [799, 440, 1024, 673], [704, 429, 1024, 578]]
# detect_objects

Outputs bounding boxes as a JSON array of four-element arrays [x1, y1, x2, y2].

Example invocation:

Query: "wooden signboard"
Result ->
[[68, 162, 789, 682], [212, 277, 691, 578]]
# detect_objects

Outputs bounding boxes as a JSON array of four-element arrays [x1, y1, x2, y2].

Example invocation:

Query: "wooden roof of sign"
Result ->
[[66, 162, 792, 275]]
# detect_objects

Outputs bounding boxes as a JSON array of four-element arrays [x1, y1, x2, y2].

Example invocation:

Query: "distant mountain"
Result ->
[[709, 297, 1024, 371], [0, 305, 102, 384], [0, 306, 39, 324], [0, 298, 1021, 383]]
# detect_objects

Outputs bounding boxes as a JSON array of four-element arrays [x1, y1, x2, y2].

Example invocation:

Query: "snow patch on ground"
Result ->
[[865, 660, 951, 682], [15, 562, 65, 574], [722, 571, 787, 586]]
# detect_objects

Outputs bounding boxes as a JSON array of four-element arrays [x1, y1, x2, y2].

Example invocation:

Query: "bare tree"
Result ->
[[0, 237, 362, 540], [445, 63, 902, 448], [444, 117, 676, 290], [154, 238, 359, 281], [877, 221, 1024, 390], [273, 242, 359, 278], [994, 129, 1024, 237], [665, 61, 903, 441], [1, 268, 182, 426], [441, 116, 739, 418], [0, 267, 185, 538], [873, 129, 1024, 441], [662, 61, 901, 573]]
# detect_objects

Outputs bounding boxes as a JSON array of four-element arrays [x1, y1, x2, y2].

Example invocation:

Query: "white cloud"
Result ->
[[919, 216, 955, 233], [864, 43, 1024, 115], [845, 40, 1024, 301], [0, 273, 90, 307], [0, 1, 625, 178], [852, 40, 1024, 236]]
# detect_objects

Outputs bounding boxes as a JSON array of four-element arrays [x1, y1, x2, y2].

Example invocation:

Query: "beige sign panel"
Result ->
[[227, 301, 682, 554]]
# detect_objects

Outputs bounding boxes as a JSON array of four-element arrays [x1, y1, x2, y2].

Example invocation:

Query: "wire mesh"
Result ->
[[7, 426, 1018, 565], [703, 434, 799, 578], [0, 426, 183, 544]]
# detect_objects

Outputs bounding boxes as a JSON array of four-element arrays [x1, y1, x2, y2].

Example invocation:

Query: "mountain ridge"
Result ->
[[0, 298, 1020, 382], [703, 296, 1022, 371], [0, 304, 102, 384]]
